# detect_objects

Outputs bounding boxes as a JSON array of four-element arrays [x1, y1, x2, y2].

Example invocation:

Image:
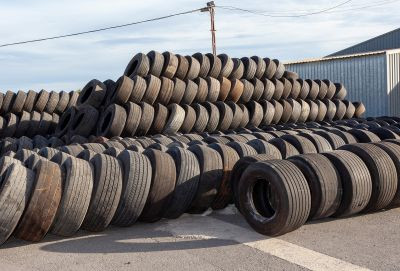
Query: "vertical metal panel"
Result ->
[[387, 52, 400, 116], [286, 53, 389, 117], [328, 28, 400, 57]]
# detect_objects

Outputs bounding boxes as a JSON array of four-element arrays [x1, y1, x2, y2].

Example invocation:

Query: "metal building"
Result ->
[[328, 27, 400, 57], [285, 49, 400, 117]]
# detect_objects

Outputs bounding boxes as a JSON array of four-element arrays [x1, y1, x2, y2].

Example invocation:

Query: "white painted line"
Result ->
[[159, 215, 371, 271]]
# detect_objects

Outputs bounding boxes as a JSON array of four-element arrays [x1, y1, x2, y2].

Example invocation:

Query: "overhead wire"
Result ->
[[0, 7, 203, 48]]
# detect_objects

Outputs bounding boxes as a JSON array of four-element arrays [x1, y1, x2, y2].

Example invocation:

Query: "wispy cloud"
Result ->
[[0, 0, 399, 91]]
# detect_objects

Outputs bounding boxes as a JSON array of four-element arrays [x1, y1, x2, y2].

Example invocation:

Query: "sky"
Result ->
[[0, 0, 399, 91]]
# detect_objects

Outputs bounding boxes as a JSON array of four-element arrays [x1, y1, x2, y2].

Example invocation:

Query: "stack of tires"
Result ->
[[0, 90, 78, 139], [55, 51, 365, 142]]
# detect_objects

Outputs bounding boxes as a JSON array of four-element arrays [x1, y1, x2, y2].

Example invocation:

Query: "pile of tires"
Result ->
[[0, 90, 78, 139]]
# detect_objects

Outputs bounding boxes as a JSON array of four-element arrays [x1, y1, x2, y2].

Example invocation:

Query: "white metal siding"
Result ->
[[387, 52, 400, 116]]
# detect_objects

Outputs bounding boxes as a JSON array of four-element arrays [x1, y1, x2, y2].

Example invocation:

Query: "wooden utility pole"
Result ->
[[201, 1, 216, 55]]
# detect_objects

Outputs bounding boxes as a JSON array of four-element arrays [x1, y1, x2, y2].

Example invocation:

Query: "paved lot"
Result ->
[[1, 206, 399, 271]]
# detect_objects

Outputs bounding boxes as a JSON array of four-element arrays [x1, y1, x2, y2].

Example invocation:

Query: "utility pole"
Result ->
[[201, 1, 216, 55]]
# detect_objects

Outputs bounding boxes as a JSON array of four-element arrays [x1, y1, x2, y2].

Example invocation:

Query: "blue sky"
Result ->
[[0, 0, 399, 91]]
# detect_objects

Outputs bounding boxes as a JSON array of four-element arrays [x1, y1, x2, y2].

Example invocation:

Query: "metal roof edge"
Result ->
[[284, 48, 400, 65]]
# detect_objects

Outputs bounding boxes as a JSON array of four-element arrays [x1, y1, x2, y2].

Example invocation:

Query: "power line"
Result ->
[[216, 0, 353, 18], [0, 8, 203, 48]]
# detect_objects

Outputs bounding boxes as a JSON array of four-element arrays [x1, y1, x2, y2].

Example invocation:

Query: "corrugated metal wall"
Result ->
[[329, 28, 400, 57], [387, 52, 400, 116], [286, 53, 388, 117]]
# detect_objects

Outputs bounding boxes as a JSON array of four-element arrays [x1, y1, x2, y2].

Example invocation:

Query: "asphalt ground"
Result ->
[[1, 205, 399, 271]]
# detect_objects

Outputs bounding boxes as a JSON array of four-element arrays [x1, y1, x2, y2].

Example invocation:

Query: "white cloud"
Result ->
[[0, 0, 399, 91]]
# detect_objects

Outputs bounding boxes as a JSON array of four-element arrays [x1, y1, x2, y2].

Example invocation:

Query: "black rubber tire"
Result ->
[[262, 78, 275, 101], [288, 98, 301, 123], [111, 150, 152, 226], [50, 156, 93, 236], [348, 129, 381, 143], [247, 100, 263, 128], [218, 53, 234, 78], [289, 154, 341, 219], [12, 158, 61, 242], [238, 159, 310, 236], [241, 57, 257, 80], [55, 106, 76, 137], [227, 141, 258, 158], [226, 79, 243, 103], [215, 101, 233, 131], [23, 90, 37, 112], [140, 149, 176, 222], [227, 101, 242, 129], [334, 83, 347, 100], [67, 91, 79, 109], [206, 76, 220, 102], [175, 54, 189, 80], [1, 91, 16, 114], [122, 102, 142, 137], [193, 53, 211, 78], [129, 75, 147, 103], [321, 150, 372, 217], [205, 53, 222, 78], [70, 105, 99, 137], [81, 153, 123, 232], [161, 51, 178, 79], [194, 77, 208, 103], [208, 143, 240, 210], [272, 59, 285, 79], [271, 78, 284, 100], [77, 80, 106, 108], [164, 104, 185, 134], [0, 157, 35, 245], [280, 78, 292, 99], [1, 113, 18, 138], [280, 99, 292, 123], [155, 76, 174, 105], [229, 58, 244, 80], [306, 100, 318, 122], [170, 77, 186, 104], [193, 103, 209, 133], [38, 147, 60, 160], [313, 130, 346, 149], [354, 102, 366, 118], [136, 102, 155, 136], [239, 104, 250, 128], [97, 104, 127, 137], [10, 90, 27, 114], [124, 52, 150, 77], [251, 56, 266, 79], [218, 76, 231, 102], [324, 99, 337, 121], [185, 56, 201, 80], [369, 127, 400, 140], [38, 112, 52, 135], [298, 133, 332, 152], [247, 139, 282, 158], [264, 58, 277, 79], [44, 91, 59, 114], [149, 103, 168, 134], [107, 75, 133, 105], [147, 50, 164, 77], [180, 105, 196, 133], [316, 100, 327, 122], [164, 147, 200, 218], [58, 144, 85, 156], [281, 134, 318, 154], [297, 79, 310, 100], [142, 74, 161, 105], [339, 143, 397, 212], [188, 145, 223, 213], [269, 138, 300, 158], [181, 79, 198, 105], [271, 100, 283, 124]]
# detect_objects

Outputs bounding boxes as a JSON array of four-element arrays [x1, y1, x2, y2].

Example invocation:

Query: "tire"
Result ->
[[264, 58, 277, 79], [218, 77, 231, 102], [203, 102, 220, 132], [14, 110, 30, 138], [81, 154, 123, 231], [122, 102, 142, 137], [161, 51, 178, 79], [324, 99, 337, 121], [70, 105, 99, 137], [38, 147, 60, 160], [164, 147, 200, 218], [11, 90, 27, 114], [289, 78, 301, 99], [229, 58, 244, 80], [323, 79, 336, 99], [142, 74, 161, 105], [260, 100, 275, 125], [297, 79, 310, 99], [250, 77, 264, 101], [228, 101, 243, 129], [124, 53, 150, 77], [271, 100, 283, 124], [175, 54, 189, 80], [149, 103, 168, 134], [247, 100, 263, 128], [315, 79, 328, 99], [252, 132, 276, 141], [14, 159, 62, 241], [227, 141, 258, 158], [180, 104, 196, 133], [44, 91, 59, 114], [194, 77, 208, 103], [67, 91, 79, 109], [1, 90, 16, 114], [164, 104, 185, 134], [241, 57, 257, 80], [334, 99, 346, 120], [82, 143, 106, 153], [288, 98, 301, 123], [240, 79, 254, 103], [108, 75, 133, 105], [155, 76, 174, 105], [238, 160, 310, 236], [281, 134, 317, 154], [38, 111, 52, 135], [289, 154, 341, 219], [247, 139, 282, 158], [193, 53, 211, 78], [321, 150, 372, 217], [297, 99, 310, 123], [334, 83, 347, 100], [348, 129, 381, 143], [216, 101, 233, 131], [77, 80, 106, 108], [14, 149, 36, 164], [17, 136, 33, 151], [53, 90, 70, 114], [188, 145, 223, 213], [316, 100, 327, 121], [1, 113, 18, 138], [55, 106, 76, 137], [263, 78, 275, 101], [129, 75, 147, 103], [50, 156, 93, 236], [280, 78, 292, 99], [369, 127, 400, 140], [170, 78, 186, 104], [0, 157, 35, 245], [58, 144, 85, 156], [272, 78, 284, 100], [193, 103, 209, 133], [70, 135, 87, 144], [185, 56, 201, 80], [269, 138, 300, 158], [372, 142, 400, 208], [272, 59, 285, 79], [140, 149, 176, 222], [181, 79, 198, 105], [208, 143, 240, 210], [353, 102, 366, 118], [205, 53, 222, 78], [147, 50, 164, 77], [112, 150, 152, 226], [313, 130, 346, 149], [280, 99, 292, 123], [251, 56, 266, 79], [23, 90, 38, 112], [305, 79, 319, 100], [227, 79, 244, 103], [136, 102, 155, 136], [218, 53, 234, 78], [329, 129, 358, 144], [306, 99, 318, 122], [339, 143, 397, 212], [97, 104, 127, 137], [297, 133, 332, 152], [206, 76, 220, 102]]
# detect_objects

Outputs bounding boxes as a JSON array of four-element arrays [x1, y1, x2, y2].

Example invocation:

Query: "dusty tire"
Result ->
[[216, 101, 233, 131], [44, 91, 59, 114], [122, 102, 142, 137], [142, 74, 161, 105], [241, 57, 257, 80], [193, 53, 211, 78], [136, 102, 155, 136], [238, 160, 310, 236], [185, 56, 201, 80], [281, 134, 317, 154], [129, 75, 147, 103], [170, 78, 186, 104], [175, 54, 189, 80], [181, 79, 198, 105], [229, 58, 244, 80], [70, 105, 99, 137], [0, 91, 16, 114], [77, 80, 106, 108], [11, 90, 27, 114], [155, 76, 174, 105], [263, 78, 275, 101], [348, 129, 381, 143], [180, 105, 196, 133], [205, 53, 222, 78], [269, 138, 300, 158], [228, 101, 243, 129], [161, 51, 178, 79], [247, 139, 282, 158], [227, 79, 244, 103], [247, 101, 263, 128], [97, 104, 127, 137], [264, 58, 277, 79], [23, 90, 38, 112], [218, 53, 234, 78], [124, 53, 150, 77], [164, 104, 185, 134], [193, 103, 209, 133]]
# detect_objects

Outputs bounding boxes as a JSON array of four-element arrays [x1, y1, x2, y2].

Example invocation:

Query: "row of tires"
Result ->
[[123, 51, 287, 81], [55, 98, 364, 140], [237, 140, 400, 236], [0, 89, 78, 116], [0, 119, 397, 245], [79, 67, 348, 111]]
